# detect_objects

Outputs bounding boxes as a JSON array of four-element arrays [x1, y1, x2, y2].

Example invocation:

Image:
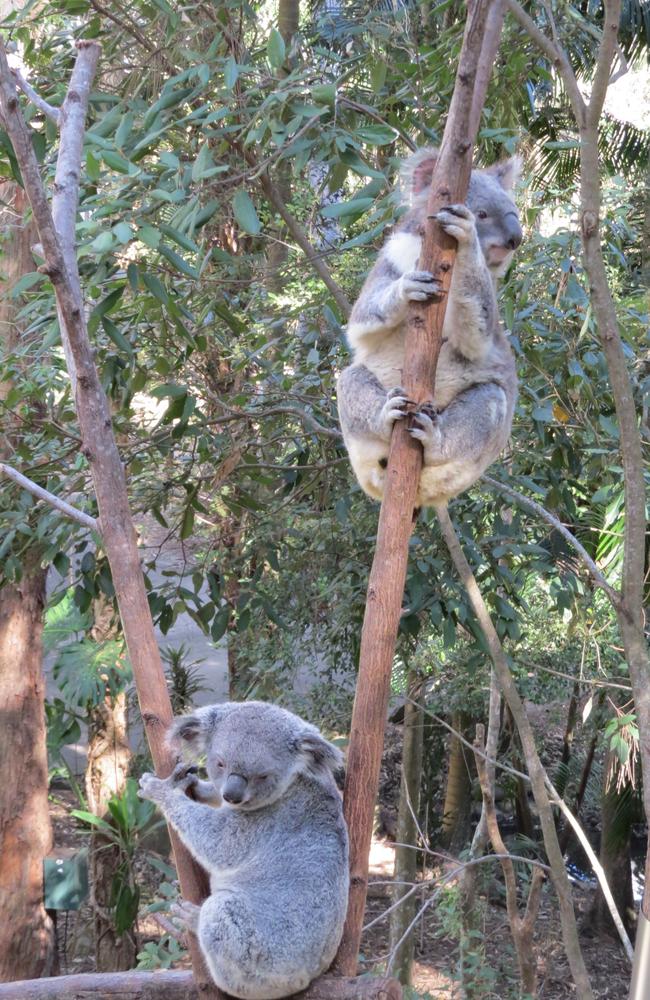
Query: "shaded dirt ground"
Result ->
[[50, 789, 631, 999]]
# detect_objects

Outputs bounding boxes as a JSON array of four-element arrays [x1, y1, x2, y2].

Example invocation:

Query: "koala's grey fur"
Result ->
[[138, 701, 349, 1000], [337, 146, 522, 507]]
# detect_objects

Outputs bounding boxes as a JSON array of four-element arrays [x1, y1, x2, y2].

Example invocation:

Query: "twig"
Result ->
[[482, 474, 622, 609], [0, 462, 98, 531], [11, 67, 60, 123]]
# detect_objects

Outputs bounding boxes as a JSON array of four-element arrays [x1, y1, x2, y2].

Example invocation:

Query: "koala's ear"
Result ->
[[485, 155, 523, 191], [400, 146, 439, 198], [294, 730, 344, 777], [167, 704, 229, 755]]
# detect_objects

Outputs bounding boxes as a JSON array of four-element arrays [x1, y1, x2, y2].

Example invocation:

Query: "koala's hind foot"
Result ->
[[373, 386, 414, 440], [398, 270, 444, 302], [171, 899, 201, 934], [408, 408, 443, 464], [434, 204, 476, 245]]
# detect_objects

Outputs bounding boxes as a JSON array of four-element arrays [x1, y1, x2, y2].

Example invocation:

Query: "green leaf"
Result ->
[[267, 28, 286, 69], [224, 57, 239, 89], [311, 83, 336, 105], [91, 231, 115, 253], [232, 190, 261, 235], [192, 142, 214, 182], [158, 245, 199, 279], [113, 222, 134, 244], [180, 504, 195, 539], [71, 810, 114, 833], [102, 150, 132, 174], [138, 225, 161, 249], [103, 317, 134, 356], [10, 271, 43, 296], [321, 197, 374, 219], [356, 125, 397, 146]]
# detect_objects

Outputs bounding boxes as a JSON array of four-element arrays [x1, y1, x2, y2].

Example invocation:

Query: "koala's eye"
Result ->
[[257, 773, 269, 781], [214, 758, 225, 769], [476, 209, 488, 220]]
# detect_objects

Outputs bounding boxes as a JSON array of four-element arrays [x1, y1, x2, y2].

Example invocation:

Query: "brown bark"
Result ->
[[0, 44, 216, 995], [335, 0, 499, 974], [0, 972, 402, 1000], [0, 181, 56, 980], [440, 711, 474, 853], [588, 749, 634, 937], [0, 552, 55, 980]]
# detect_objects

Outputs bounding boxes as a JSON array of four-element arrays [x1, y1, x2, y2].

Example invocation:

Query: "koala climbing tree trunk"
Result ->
[[334, 0, 499, 975], [0, 42, 221, 999]]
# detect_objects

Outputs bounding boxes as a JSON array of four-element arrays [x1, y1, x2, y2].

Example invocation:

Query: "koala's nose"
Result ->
[[223, 774, 248, 804], [506, 221, 522, 250]]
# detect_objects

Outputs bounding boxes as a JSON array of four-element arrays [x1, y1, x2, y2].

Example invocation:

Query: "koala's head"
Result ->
[[401, 146, 523, 275], [168, 700, 343, 811]]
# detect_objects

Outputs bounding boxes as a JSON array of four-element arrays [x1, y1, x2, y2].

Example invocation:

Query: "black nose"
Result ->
[[223, 774, 247, 804], [507, 223, 523, 250]]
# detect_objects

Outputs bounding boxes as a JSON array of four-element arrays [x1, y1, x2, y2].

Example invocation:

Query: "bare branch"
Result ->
[[504, 0, 586, 121], [588, 0, 623, 125], [11, 67, 60, 124], [0, 462, 98, 531], [482, 474, 622, 609]]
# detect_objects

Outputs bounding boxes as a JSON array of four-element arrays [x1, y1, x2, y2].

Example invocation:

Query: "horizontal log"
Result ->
[[0, 971, 402, 1000]]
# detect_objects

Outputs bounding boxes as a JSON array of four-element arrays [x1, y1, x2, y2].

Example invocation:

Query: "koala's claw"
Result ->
[[377, 388, 412, 438], [171, 899, 201, 934], [435, 204, 476, 244], [399, 270, 444, 302], [408, 410, 443, 459], [138, 771, 165, 803]]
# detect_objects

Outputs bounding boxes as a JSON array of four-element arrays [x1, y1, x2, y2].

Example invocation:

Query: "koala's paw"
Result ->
[[375, 387, 413, 439], [169, 763, 200, 794], [398, 270, 444, 302], [435, 204, 476, 245], [409, 408, 443, 461], [171, 899, 201, 934], [138, 772, 167, 804]]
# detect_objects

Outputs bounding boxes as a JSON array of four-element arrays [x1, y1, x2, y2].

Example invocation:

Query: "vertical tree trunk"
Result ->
[[0, 552, 56, 980], [86, 689, 135, 970], [589, 750, 634, 937], [440, 712, 474, 854], [0, 181, 56, 980], [389, 684, 424, 984]]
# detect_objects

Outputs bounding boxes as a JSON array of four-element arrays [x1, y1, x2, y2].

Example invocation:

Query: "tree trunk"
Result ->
[[588, 749, 634, 937], [389, 685, 424, 984], [0, 180, 56, 980], [0, 551, 56, 980], [440, 712, 474, 854], [86, 690, 135, 970]]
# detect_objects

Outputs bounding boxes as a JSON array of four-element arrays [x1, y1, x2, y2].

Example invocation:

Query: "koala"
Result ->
[[337, 146, 522, 508], [138, 701, 349, 1000]]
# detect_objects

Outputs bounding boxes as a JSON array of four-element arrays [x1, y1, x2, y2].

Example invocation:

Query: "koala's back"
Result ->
[[201, 774, 349, 999]]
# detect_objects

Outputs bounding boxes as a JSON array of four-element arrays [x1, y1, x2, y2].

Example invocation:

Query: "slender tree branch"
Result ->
[[473, 723, 542, 995], [468, 0, 506, 139], [504, 0, 586, 121], [482, 474, 622, 609], [10, 67, 59, 124], [51, 40, 101, 388], [258, 170, 352, 317], [0, 462, 98, 531], [588, 0, 622, 125], [547, 776, 634, 961], [435, 502, 594, 999]]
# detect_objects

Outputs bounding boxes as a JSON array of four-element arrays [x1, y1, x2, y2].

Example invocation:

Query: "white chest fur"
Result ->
[[384, 231, 422, 274]]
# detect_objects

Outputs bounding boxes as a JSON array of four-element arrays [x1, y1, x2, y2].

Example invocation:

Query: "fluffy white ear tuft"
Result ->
[[294, 730, 344, 777], [485, 155, 523, 191], [167, 704, 229, 756], [400, 146, 440, 200]]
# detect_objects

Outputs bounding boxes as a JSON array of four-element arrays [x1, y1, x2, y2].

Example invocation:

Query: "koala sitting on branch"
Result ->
[[337, 147, 522, 508], [138, 701, 349, 1000]]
